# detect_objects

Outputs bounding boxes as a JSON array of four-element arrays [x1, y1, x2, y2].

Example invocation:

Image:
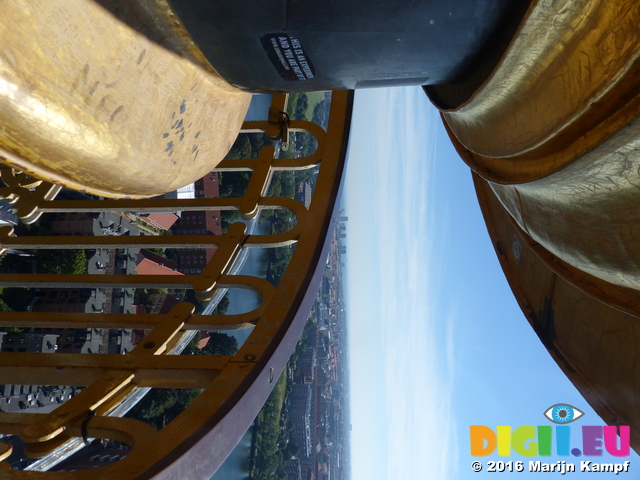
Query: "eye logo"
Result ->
[[544, 404, 584, 424]]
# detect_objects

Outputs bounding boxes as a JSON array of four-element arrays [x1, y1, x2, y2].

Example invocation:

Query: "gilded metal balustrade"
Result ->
[[0, 90, 354, 478]]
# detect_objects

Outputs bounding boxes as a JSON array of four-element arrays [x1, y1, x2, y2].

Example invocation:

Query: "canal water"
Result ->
[[244, 94, 273, 122], [223, 93, 274, 349], [223, 215, 269, 348], [210, 94, 272, 480], [210, 425, 254, 480]]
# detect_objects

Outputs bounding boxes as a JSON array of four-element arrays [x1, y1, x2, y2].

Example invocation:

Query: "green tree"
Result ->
[[182, 331, 238, 357], [266, 177, 282, 197], [225, 134, 252, 160], [213, 294, 230, 315], [283, 441, 299, 460], [33, 249, 87, 274], [201, 333, 238, 356], [0, 298, 12, 312], [219, 171, 251, 198], [126, 387, 201, 430], [183, 289, 206, 314], [181, 331, 201, 356], [1, 287, 35, 311], [293, 94, 309, 120], [280, 172, 295, 199]]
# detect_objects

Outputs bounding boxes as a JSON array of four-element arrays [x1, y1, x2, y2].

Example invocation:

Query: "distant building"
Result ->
[[49, 445, 129, 472], [34, 288, 98, 314], [32, 211, 140, 355], [49, 211, 138, 237], [35, 247, 138, 316], [138, 212, 179, 231], [0, 333, 58, 353], [171, 172, 222, 273], [288, 384, 315, 480], [144, 293, 180, 315], [162, 182, 196, 200]]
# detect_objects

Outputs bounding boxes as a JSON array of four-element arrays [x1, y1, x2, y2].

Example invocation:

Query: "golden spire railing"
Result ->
[[0, 90, 353, 478]]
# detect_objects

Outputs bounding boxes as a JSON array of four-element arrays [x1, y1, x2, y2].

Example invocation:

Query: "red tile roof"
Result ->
[[198, 331, 211, 350], [131, 329, 146, 345], [133, 305, 147, 315], [140, 212, 179, 230], [134, 258, 183, 276], [137, 249, 178, 270]]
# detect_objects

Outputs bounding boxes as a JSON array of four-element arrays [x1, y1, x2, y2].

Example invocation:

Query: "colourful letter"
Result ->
[[556, 426, 570, 456], [538, 426, 552, 456], [512, 426, 537, 456], [497, 426, 511, 456], [470, 426, 496, 456], [583, 426, 603, 456], [604, 426, 630, 457]]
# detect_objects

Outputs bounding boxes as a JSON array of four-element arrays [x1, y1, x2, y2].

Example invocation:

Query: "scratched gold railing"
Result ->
[[0, 91, 353, 477]]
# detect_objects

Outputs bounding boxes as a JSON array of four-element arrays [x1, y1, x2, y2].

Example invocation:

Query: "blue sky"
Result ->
[[343, 87, 637, 479]]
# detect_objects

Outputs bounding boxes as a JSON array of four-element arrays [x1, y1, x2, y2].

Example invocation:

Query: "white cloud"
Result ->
[[346, 87, 458, 480]]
